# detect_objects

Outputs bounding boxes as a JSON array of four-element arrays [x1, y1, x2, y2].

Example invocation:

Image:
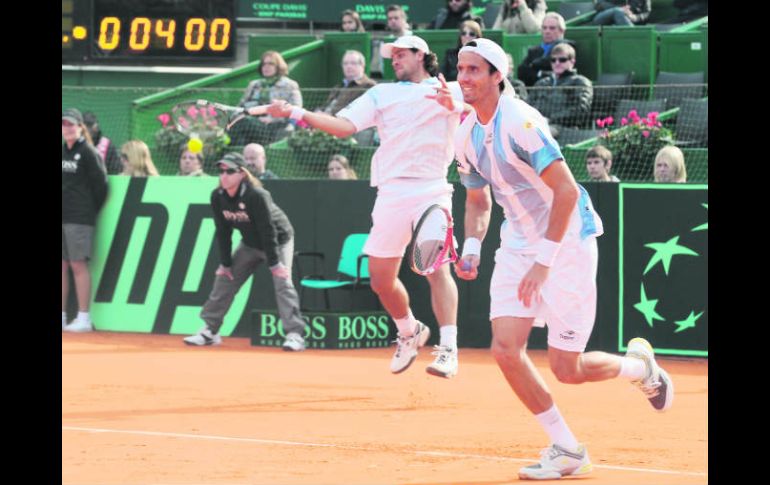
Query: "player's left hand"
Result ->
[[270, 263, 290, 279], [518, 262, 550, 308], [425, 73, 460, 112]]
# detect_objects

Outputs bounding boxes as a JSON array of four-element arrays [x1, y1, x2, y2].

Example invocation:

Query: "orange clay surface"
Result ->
[[63, 332, 707, 484]]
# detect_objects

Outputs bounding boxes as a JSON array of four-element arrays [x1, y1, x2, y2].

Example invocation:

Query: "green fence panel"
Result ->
[[247, 34, 317, 63], [323, 32, 373, 83], [601, 26, 657, 86], [568, 26, 601, 80], [658, 31, 707, 78], [503, 33, 542, 80]]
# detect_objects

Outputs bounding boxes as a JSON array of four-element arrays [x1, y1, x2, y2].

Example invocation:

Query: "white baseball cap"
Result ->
[[459, 38, 508, 75], [380, 35, 430, 59]]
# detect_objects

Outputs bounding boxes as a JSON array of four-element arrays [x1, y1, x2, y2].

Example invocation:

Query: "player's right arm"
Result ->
[[456, 184, 492, 280], [267, 100, 357, 138]]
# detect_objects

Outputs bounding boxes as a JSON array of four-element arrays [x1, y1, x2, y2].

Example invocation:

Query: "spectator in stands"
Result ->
[[120, 140, 160, 177], [341, 9, 366, 32], [672, 0, 707, 23], [327, 154, 358, 180], [441, 20, 483, 82], [387, 5, 413, 38], [243, 143, 279, 180], [83, 111, 121, 175], [506, 53, 529, 102], [429, 0, 484, 30], [62, 108, 108, 333], [321, 50, 377, 115], [178, 146, 207, 176], [528, 43, 593, 139], [232, 50, 303, 147], [585, 145, 620, 182], [517, 12, 576, 86], [591, 0, 651, 26], [653, 145, 687, 183], [492, 0, 546, 34], [182, 152, 307, 351], [371, 5, 414, 75]]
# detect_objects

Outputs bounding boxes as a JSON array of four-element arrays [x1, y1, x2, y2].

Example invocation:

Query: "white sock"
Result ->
[[618, 356, 647, 380], [62, 312, 68, 325], [76, 311, 91, 324], [393, 310, 417, 336], [535, 404, 579, 450], [439, 324, 457, 349]]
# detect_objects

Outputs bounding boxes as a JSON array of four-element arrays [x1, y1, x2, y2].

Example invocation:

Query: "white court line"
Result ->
[[63, 426, 707, 478]]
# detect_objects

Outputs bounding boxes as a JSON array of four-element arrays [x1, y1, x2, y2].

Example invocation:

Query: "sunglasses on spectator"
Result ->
[[460, 31, 478, 37], [550, 57, 572, 63], [218, 167, 240, 175]]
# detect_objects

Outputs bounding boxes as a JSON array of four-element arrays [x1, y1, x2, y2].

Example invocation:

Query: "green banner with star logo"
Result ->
[[618, 184, 708, 357]]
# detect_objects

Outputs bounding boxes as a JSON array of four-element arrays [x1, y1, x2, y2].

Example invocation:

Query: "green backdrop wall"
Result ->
[[82, 177, 707, 356]]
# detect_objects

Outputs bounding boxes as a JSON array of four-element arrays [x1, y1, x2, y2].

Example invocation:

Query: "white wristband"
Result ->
[[534, 239, 561, 267], [289, 107, 306, 120], [452, 102, 464, 114], [462, 237, 482, 258]]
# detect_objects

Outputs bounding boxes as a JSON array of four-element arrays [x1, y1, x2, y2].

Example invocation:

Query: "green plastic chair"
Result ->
[[294, 233, 371, 310]]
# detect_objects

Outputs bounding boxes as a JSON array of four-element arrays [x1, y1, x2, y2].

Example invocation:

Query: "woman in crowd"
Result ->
[[327, 154, 358, 180], [120, 140, 159, 177]]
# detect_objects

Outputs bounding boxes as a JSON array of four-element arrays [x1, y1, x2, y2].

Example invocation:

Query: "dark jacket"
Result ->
[[441, 47, 461, 82], [62, 137, 108, 225], [92, 132, 122, 175], [211, 181, 293, 268], [517, 39, 577, 86], [595, 0, 651, 24], [429, 5, 484, 30], [321, 75, 377, 115], [529, 69, 594, 127]]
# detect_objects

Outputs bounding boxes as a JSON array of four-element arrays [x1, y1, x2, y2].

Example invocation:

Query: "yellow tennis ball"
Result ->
[[188, 138, 203, 153]]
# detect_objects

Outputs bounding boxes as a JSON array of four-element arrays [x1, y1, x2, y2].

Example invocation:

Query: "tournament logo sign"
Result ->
[[251, 310, 395, 349], [618, 184, 707, 357]]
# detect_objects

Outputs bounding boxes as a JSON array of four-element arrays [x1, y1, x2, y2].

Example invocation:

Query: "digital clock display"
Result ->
[[63, 0, 236, 63]]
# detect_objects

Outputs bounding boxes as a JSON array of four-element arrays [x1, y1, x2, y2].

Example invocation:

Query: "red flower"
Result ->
[[186, 106, 199, 119], [605, 116, 614, 126], [157, 113, 171, 128], [596, 119, 605, 128], [642, 130, 650, 138], [296, 119, 310, 129], [621, 117, 628, 126]]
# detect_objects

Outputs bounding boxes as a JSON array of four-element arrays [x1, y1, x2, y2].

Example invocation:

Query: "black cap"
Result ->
[[83, 111, 99, 127], [218, 152, 246, 169], [62, 108, 83, 124]]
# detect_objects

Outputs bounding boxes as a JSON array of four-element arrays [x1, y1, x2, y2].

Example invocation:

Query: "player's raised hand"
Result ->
[[267, 99, 292, 118], [426, 73, 458, 112]]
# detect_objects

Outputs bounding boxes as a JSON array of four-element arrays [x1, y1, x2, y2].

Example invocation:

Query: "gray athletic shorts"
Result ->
[[62, 224, 94, 261]]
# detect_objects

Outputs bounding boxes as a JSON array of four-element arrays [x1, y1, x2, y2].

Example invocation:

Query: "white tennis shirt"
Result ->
[[337, 78, 463, 187]]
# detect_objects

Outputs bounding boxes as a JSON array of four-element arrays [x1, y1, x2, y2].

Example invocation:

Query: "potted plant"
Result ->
[[596, 109, 674, 181]]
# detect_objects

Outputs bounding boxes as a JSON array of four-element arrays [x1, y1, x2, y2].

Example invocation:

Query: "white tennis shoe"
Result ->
[[518, 443, 593, 480], [390, 322, 430, 373], [183, 327, 222, 346], [626, 337, 674, 411], [426, 345, 458, 378]]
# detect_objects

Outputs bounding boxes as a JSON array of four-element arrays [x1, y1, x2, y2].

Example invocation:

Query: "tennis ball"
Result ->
[[188, 137, 203, 153]]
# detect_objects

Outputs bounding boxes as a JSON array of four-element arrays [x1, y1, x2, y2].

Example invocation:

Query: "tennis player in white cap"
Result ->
[[435, 37, 674, 480], [268, 35, 468, 378]]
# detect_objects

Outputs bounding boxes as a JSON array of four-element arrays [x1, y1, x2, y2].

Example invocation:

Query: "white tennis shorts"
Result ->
[[364, 178, 454, 258], [489, 236, 599, 352]]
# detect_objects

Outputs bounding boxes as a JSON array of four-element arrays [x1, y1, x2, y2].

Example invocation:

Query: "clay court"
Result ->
[[62, 332, 708, 484]]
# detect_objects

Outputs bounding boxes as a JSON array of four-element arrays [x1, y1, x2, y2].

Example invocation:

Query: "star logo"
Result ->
[[643, 236, 698, 276], [691, 203, 708, 232], [674, 310, 704, 333], [634, 283, 665, 327]]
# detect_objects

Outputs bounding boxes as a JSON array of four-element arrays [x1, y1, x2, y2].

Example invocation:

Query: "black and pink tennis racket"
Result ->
[[170, 99, 270, 138], [408, 204, 459, 276]]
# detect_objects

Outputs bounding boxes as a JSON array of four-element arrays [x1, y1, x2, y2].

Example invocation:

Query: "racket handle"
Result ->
[[461, 260, 472, 271]]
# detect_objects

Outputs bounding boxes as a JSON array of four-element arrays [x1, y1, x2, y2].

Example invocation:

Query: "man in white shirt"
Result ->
[[444, 38, 674, 480], [267, 36, 465, 378]]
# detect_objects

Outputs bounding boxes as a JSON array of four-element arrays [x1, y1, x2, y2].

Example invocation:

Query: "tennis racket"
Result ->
[[170, 99, 270, 138], [408, 204, 459, 276]]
